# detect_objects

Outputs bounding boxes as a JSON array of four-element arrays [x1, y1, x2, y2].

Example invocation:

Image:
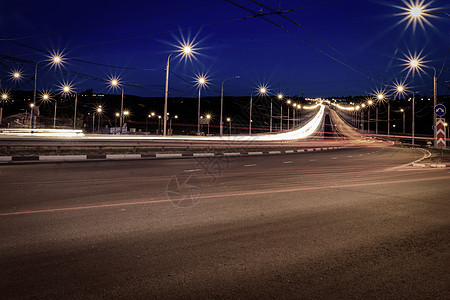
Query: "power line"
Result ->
[[250, 0, 391, 86], [226, 1, 386, 85]]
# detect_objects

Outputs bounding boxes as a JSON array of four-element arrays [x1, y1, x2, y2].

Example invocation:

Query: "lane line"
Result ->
[[244, 164, 257, 167], [2, 174, 449, 217], [184, 169, 202, 173]]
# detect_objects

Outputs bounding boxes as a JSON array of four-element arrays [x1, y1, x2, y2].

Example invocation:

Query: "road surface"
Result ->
[[1, 145, 449, 298]]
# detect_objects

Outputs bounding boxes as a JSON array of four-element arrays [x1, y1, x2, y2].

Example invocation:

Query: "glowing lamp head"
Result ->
[[361, 103, 366, 108], [198, 77, 206, 85], [151, 112, 155, 117], [400, 108, 404, 112], [377, 94, 384, 100], [397, 86, 404, 92], [174, 115, 178, 119], [1, 93, 8, 100], [111, 79, 119, 86], [13, 72, 21, 79], [96, 107, 102, 113], [30, 103, 35, 108], [368, 100, 373, 105], [115, 112, 120, 117], [410, 59, 419, 68], [124, 110, 129, 116], [42, 93, 49, 101], [277, 94, 283, 100], [226, 117, 231, 122], [259, 87, 267, 94], [293, 103, 297, 107], [410, 6, 422, 18], [183, 46, 192, 54], [444, 122, 448, 127], [53, 56, 62, 64], [63, 86, 70, 93], [287, 99, 292, 104], [206, 114, 211, 119]]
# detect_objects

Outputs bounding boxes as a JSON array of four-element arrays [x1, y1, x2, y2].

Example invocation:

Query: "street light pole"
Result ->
[[433, 68, 437, 147], [249, 94, 253, 135], [220, 76, 239, 136], [387, 101, 391, 137], [33, 55, 62, 128], [120, 88, 124, 134], [196, 77, 206, 135], [163, 52, 174, 137], [73, 93, 78, 130], [412, 92, 415, 145], [270, 98, 273, 132], [163, 46, 192, 136], [408, 59, 438, 147], [197, 86, 201, 135], [53, 99, 57, 129]]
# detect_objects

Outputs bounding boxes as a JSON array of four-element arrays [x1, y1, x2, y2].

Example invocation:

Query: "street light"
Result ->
[[367, 99, 373, 133], [249, 86, 268, 135], [32, 54, 63, 128], [96, 106, 103, 133], [41, 93, 50, 102], [286, 99, 292, 130], [375, 93, 384, 135], [206, 114, 211, 135], [146, 112, 156, 133], [399, 0, 450, 31], [0, 70, 22, 91], [157, 115, 162, 134], [226, 117, 232, 135], [52, 83, 71, 129], [196, 76, 207, 135], [115, 112, 120, 132], [169, 114, 178, 134], [277, 94, 284, 131], [109, 77, 125, 134], [163, 45, 194, 136], [220, 76, 239, 136], [408, 55, 439, 146]]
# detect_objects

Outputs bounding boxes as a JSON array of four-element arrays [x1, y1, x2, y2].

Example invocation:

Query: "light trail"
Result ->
[[0, 105, 325, 142]]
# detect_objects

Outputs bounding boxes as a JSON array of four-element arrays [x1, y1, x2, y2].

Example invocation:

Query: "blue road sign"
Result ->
[[434, 104, 446, 117]]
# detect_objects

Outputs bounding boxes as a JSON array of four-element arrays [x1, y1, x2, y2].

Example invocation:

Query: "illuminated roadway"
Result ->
[[1, 110, 449, 298]]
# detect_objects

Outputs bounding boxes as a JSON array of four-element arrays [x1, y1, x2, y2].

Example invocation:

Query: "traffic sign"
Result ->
[[436, 118, 446, 148], [434, 104, 446, 117]]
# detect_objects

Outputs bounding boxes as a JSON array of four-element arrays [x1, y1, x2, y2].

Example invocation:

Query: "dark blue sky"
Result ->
[[1, 0, 449, 98]]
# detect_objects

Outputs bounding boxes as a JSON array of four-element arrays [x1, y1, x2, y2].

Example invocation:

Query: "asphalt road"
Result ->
[[1, 144, 449, 299]]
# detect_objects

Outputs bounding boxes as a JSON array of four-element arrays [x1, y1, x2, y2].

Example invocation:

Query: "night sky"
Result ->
[[1, 0, 449, 98]]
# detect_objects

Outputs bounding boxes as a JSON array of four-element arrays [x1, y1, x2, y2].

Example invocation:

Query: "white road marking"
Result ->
[[184, 169, 202, 173], [244, 164, 257, 167], [331, 157, 337, 159], [309, 159, 317, 161], [347, 156, 353, 158], [283, 161, 293, 164]]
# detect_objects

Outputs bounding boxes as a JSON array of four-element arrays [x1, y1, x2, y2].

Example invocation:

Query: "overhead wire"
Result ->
[[249, 0, 391, 86], [226, 1, 388, 86]]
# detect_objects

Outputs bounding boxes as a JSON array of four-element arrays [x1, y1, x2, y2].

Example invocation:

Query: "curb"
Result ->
[[0, 147, 344, 164], [412, 162, 450, 168]]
